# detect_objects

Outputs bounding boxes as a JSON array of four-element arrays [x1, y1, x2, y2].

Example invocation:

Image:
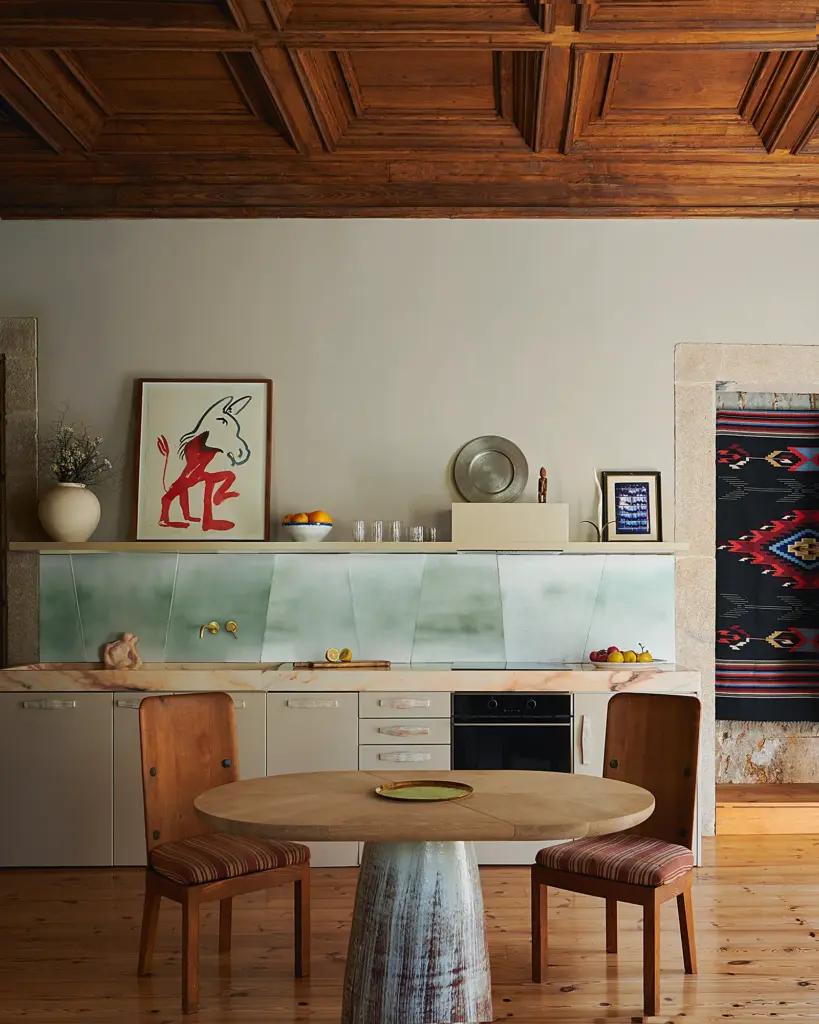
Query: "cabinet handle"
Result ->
[[378, 751, 431, 762], [286, 699, 340, 709], [378, 698, 430, 709], [232, 699, 247, 709], [377, 726, 431, 737], [22, 699, 76, 710], [115, 698, 143, 710], [580, 714, 591, 766]]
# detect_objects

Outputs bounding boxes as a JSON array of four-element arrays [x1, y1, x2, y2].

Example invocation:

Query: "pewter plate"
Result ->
[[453, 435, 528, 503]]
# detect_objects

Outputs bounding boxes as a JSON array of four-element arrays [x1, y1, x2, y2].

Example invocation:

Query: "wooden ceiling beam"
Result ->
[[288, 50, 359, 151], [251, 46, 323, 154], [0, 49, 105, 153], [740, 51, 819, 154]]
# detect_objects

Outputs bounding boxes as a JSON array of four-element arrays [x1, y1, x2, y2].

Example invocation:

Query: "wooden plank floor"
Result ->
[[2, 836, 819, 1022]]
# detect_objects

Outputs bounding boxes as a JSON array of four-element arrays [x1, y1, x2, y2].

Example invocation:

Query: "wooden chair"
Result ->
[[531, 692, 700, 1017], [137, 692, 310, 1013]]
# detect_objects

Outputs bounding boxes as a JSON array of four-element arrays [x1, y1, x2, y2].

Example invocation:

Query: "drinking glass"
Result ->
[[427, 526, 437, 543], [371, 520, 383, 542], [409, 526, 424, 542], [353, 520, 365, 542], [390, 520, 403, 542]]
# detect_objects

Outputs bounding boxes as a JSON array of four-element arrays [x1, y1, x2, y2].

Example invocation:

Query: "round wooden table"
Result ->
[[196, 769, 654, 1024]]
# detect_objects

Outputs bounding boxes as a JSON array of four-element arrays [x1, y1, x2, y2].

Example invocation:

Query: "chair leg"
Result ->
[[219, 898, 233, 955], [531, 869, 548, 983], [642, 896, 660, 1018], [605, 898, 618, 954], [182, 894, 200, 1014], [677, 885, 697, 975], [294, 865, 311, 978], [137, 872, 161, 977]]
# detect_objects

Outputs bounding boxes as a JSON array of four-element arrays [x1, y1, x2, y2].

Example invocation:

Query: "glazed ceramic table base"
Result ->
[[195, 769, 655, 1024]]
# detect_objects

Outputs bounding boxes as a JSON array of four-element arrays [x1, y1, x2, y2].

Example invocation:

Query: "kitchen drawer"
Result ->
[[359, 744, 451, 771], [359, 718, 451, 745], [359, 692, 450, 718]]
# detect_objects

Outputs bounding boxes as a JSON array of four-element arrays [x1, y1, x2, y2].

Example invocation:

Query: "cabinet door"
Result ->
[[0, 693, 113, 867], [232, 693, 267, 780], [113, 695, 153, 866], [573, 693, 613, 777], [267, 693, 359, 867], [114, 691, 269, 866]]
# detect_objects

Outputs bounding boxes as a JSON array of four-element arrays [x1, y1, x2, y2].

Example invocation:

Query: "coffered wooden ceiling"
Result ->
[[0, 1, 818, 216]]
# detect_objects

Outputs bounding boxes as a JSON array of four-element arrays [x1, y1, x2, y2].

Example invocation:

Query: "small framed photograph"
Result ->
[[601, 471, 662, 542], [134, 378, 273, 541]]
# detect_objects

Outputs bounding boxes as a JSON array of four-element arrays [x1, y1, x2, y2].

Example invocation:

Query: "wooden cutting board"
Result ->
[[293, 660, 391, 670]]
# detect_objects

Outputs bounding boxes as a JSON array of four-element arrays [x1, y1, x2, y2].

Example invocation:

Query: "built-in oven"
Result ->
[[452, 693, 572, 773]]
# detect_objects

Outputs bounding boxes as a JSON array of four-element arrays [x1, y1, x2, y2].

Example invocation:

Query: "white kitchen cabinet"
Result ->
[[359, 744, 451, 771], [572, 692, 613, 777], [0, 693, 113, 867], [267, 692, 359, 867], [113, 692, 267, 866]]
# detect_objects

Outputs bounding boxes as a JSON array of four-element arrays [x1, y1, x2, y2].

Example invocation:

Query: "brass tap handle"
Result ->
[[225, 621, 238, 639], [199, 621, 220, 639]]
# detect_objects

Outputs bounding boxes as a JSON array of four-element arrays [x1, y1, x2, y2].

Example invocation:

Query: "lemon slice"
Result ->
[[339, 648, 353, 663], [325, 648, 340, 663]]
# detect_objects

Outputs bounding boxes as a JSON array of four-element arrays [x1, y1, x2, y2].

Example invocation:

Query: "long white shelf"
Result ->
[[9, 541, 689, 554]]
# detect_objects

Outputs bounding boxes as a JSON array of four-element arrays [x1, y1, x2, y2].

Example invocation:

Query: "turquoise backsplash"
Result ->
[[39, 553, 676, 664]]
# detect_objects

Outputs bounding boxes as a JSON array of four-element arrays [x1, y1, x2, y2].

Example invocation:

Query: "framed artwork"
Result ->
[[134, 378, 272, 541], [601, 471, 662, 542]]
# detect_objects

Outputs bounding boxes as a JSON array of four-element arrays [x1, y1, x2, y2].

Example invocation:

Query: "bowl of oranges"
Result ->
[[282, 510, 333, 541]]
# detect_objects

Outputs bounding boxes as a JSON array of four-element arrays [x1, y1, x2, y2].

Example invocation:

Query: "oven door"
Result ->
[[453, 724, 571, 773]]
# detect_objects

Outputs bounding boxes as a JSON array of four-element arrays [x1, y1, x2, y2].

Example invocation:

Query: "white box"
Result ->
[[451, 503, 569, 549]]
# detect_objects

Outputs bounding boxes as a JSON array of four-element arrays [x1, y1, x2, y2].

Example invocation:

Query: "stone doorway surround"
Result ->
[[675, 343, 819, 836], [0, 318, 38, 667]]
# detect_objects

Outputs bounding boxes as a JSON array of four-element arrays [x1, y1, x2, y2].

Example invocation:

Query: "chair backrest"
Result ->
[[603, 693, 700, 850], [139, 692, 239, 854]]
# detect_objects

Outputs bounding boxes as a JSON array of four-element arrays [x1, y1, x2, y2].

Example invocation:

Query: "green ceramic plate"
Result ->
[[375, 780, 474, 802]]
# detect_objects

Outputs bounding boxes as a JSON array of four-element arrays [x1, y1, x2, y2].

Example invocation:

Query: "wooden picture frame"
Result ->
[[601, 471, 662, 543], [133, 378, 272, 541]]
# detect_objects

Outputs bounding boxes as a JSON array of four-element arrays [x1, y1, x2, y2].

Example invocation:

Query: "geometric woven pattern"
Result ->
[[716, 408, 819, 702]]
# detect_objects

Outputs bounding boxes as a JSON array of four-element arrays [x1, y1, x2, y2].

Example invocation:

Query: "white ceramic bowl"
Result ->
[[282, 522, 333, 542]]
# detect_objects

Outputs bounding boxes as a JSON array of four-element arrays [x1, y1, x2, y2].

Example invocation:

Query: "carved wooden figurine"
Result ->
[[103, 632, 142, 670], [538, 467, 548, 503]]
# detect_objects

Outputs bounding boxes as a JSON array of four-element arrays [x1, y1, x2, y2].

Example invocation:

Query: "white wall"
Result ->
[[0, 219, 817, 540]]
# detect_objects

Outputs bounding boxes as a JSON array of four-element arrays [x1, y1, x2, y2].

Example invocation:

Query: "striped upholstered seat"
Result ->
[[151, 832, 310, 886], [535, 834, 693, 888]]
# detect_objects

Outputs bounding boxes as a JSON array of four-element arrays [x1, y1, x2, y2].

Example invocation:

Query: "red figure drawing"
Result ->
[[157, 395, 252, 531]]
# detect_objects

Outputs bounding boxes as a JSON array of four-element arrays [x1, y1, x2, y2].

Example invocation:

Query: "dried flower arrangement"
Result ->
[[43, 411, 114, 487]]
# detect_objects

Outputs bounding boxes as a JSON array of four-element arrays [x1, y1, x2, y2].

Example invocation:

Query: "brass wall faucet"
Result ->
[[199, 621, 220, 639]]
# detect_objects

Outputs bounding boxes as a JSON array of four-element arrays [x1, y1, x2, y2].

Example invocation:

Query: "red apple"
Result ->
[[607, 646, 620, 654], [589, 651, 600, 662]]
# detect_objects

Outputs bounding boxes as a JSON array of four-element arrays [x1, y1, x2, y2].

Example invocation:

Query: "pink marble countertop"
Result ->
[[0, 664, 700, 694]]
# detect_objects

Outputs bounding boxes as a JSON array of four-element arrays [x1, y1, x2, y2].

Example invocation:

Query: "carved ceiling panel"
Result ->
[[0, 1, 817, 215]]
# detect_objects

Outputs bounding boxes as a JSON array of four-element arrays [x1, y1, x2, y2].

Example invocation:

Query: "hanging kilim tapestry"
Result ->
[[716, 408, 819, 709]]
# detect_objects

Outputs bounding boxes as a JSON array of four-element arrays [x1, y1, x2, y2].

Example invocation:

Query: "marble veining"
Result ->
[[0, 666, 701, 694]]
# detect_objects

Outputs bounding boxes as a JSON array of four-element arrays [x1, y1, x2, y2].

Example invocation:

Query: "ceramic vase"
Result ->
[[38, 482, 101, 542]]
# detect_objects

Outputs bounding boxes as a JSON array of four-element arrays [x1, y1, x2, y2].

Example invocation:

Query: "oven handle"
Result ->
[[452, 722, 571, 726]]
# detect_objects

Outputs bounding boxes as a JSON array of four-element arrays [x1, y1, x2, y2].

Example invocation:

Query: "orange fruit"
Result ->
[[282, 514, 294, 524], [308, 510, 333, 524], [291, 513, 309, 524]]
